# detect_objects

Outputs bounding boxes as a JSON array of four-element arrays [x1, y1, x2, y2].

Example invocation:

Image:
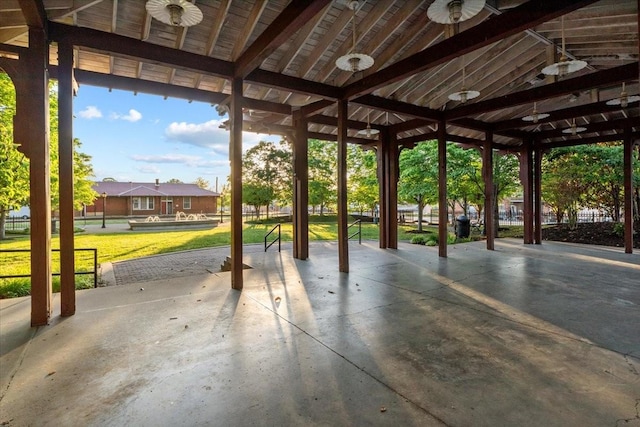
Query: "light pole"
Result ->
[[101, 192, 107, 228], [220, 192, 223, 223]]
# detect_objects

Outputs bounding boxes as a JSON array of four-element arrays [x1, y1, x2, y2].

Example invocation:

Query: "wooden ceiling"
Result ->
[[1, 0, 638, 149]]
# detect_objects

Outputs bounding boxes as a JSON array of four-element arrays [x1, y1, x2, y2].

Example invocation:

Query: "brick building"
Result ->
[[86, 180, 219, 217]]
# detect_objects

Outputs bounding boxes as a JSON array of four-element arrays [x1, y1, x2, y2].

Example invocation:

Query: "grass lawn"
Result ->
[[0, 217, 424, 297], [1, 216, 508, 298]]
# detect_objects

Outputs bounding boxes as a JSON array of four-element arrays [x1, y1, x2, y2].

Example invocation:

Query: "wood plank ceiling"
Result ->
[[1, 0, 638, 150]]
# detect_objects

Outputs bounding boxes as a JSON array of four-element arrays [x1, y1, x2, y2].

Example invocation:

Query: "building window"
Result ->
[[132, 197, 154, 210], [183, 197, 191, 210]]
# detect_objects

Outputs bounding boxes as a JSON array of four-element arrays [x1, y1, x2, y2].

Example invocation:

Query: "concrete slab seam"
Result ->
[[242, 291, 452, 427]]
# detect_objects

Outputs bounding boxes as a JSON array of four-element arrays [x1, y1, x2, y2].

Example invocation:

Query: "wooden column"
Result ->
[[437, 121, 448, 258], [58, 40, 76, 316], [483, 131, 495, 250], [292, 112, 309, 260], [534, 145, 543, 244], [22, 28, 52, 326], [520, 144, 534, 244], [623, 129, 634, 254], [379, 128, 399, 249], [376, 139, 388, 248], [230, 78, 243, 289], [337, 100, 349, 272]]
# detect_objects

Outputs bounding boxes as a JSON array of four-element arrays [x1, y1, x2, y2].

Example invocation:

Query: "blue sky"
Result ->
[[73, 84, 279, 191]]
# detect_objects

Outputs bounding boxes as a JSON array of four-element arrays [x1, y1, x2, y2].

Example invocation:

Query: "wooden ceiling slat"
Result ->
[[297, 5, 351, 79], [229, 1, 267, 61], [343, 0, 600, 100], [234, 0, 331, 78], [446, 62, 639, 121]]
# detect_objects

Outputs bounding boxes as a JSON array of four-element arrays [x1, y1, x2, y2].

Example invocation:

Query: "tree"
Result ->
[[166, 178, 183, 183], [0, 74, 96, 239], [307, 139, 336, 214], [542, 144, 640, 227], [0, 74, 29, 239], [398, 142, 439, 230], [347, 145, 378, 216], [242, 140, 292, 218], [193, 177, 209, 189]]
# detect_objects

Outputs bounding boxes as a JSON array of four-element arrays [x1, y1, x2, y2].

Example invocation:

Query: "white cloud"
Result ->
[[165, 119, 228, 149], [78, 106, 102, 119], [110, 109, 142, 122], [131, 153, 227, 169], [136, 165, 161, 174], [164, 119, 279, 153]]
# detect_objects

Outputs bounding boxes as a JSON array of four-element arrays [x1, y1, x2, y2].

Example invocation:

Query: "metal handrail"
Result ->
[[264, 223, 281, 252], [0, 248, 99, 288], [348, 219, 362, 244]]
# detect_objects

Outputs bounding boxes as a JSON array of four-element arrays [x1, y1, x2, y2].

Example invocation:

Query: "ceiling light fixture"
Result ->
[[562, 118, 586, 135], [542, 16, 587, 77], [606, 82, 640, 108], [427, 0, 486, 24], [522, 102, 550, 123], [449, 57, 479, 103], [336, 1, 374, 73], [146, 0, 203, 27], [357, 110, 380, 137]]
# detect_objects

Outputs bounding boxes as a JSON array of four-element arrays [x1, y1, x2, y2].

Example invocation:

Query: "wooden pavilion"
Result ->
[[1, 0, 638, 326]]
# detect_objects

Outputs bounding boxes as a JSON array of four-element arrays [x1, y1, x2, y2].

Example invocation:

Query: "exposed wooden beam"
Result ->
[[532, 116, 640, 140], [353, 94, 443, 122], [234, 0, 331, 78], [445, 62, 639, 120], [245, 68, 340, 100], [490, 100, 636, 131], [298, 99, 333, 118], [48, 22, 234, 77], [308, 113, 372, 132], [343, 0, 600, 100], [540, 131, 640, 148], [47, 66, 229, 104], [230, 1, 267, 61], [18, 0, 47, 29]]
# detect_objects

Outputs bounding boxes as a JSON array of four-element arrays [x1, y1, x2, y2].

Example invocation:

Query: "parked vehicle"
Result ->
[[9, 206, 30, 219]]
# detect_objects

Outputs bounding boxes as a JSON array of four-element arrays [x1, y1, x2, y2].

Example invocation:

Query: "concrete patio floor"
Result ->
[[1, 239, 639, 426]]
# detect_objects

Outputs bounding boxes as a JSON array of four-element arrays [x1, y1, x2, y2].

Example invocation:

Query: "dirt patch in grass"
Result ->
[[542, 222, 640, 249]]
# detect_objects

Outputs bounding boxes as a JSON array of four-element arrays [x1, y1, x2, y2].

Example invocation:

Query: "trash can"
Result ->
[[51, 219, 57, 233], [456, 215, 470, 238]]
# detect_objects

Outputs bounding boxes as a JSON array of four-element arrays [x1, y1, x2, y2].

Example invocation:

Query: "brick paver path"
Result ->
[[111, 245, 268, 285]]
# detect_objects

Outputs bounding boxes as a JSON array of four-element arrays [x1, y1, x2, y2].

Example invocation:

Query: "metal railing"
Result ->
[[264, 223, 281, 252], [348, 219, 362, 244], [4, 216, 30, 231], [0, 248, 99, 288]]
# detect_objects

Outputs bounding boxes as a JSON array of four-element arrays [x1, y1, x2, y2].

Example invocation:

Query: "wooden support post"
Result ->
[[534, 145, 543, 244], [376, 139, 388, 249], [22, 28, 52, 326], [230, 78, 243, 289], [437, 121, 448, 258], [337, 99, 349, 272], [58, 40, 75, 316], [292, 112, 309, 260], [483, 131, 495, 250], [520, 144, 534, 244], [623, 130, 634, 254], [389, 132, 399, 249]]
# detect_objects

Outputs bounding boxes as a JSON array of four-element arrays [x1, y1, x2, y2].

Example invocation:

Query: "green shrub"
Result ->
[[613, 222, 624, 237], [425, 240, 437, 247], [0, 276, 96, 299], [411, 235, 427, 245]]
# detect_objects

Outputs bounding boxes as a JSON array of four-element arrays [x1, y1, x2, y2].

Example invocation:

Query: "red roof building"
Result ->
[[86, 180, 220, 217]]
